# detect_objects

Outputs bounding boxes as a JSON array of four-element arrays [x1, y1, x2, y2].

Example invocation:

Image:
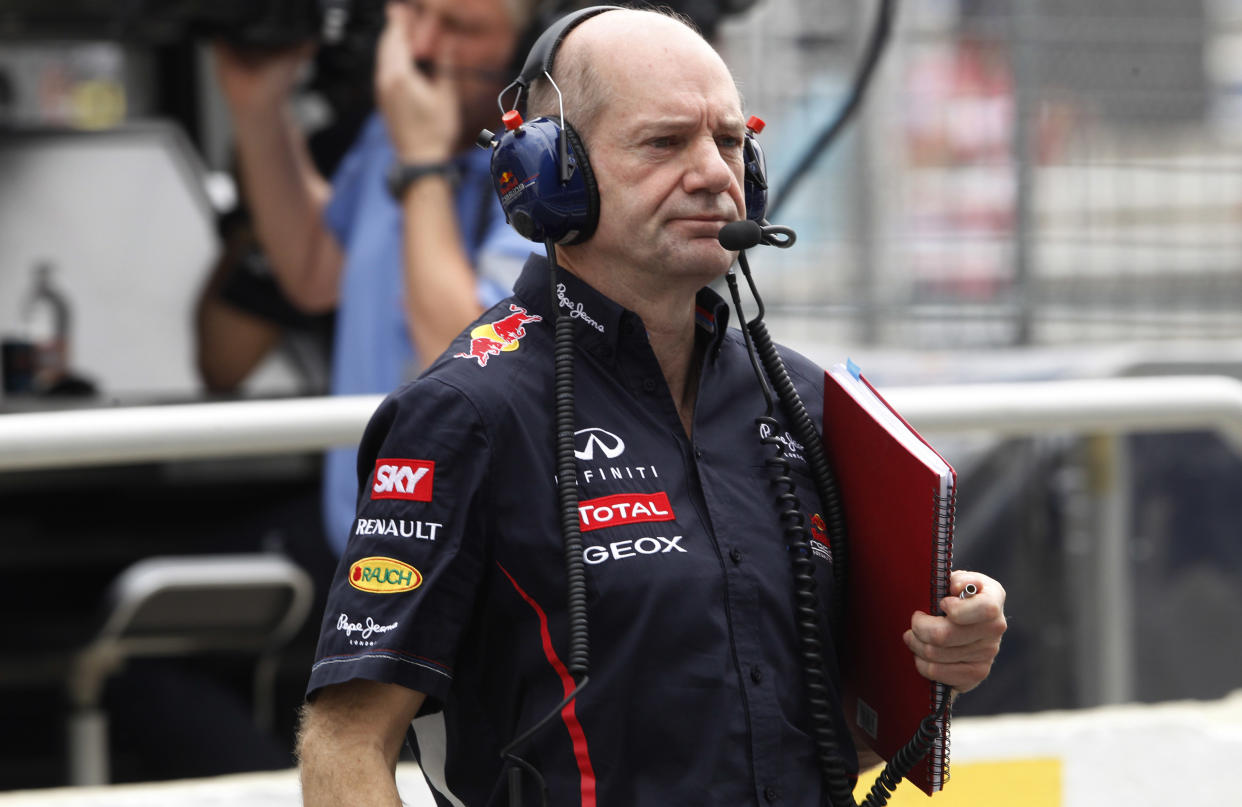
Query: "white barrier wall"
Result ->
[[857, 689, 1242, 806], [2, 691, 1239, 806]]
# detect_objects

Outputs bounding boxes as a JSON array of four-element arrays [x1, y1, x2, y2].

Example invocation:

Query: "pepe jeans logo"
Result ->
[[348, 556, 423, 593], [574, 427, 625, 461], [758, 422, 805, 463], [556, 283, 605, 333], [336, 613, 399, 646]]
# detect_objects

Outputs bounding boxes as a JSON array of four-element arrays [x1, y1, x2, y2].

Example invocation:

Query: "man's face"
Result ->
[[577, 31, 747, 284], [402, 0, 517, 120]]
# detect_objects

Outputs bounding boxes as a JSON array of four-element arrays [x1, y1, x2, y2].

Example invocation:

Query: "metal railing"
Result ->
[[4, 374, 1242, 707], [3, 376, 1240, 471]]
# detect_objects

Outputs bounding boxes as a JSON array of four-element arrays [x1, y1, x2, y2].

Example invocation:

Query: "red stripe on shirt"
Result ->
[[497, 562, 597, 806]]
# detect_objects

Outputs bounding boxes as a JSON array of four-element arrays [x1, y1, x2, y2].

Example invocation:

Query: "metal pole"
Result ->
[[1009, 0, 1040, 345], [1088, 433, 1135, 704]]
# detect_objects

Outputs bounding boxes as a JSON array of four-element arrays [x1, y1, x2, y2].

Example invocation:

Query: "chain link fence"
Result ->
[[719, 0, 1242, 349]]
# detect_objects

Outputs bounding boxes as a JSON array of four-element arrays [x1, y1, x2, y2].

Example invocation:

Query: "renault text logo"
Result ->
[[574, 428, 625, 461]]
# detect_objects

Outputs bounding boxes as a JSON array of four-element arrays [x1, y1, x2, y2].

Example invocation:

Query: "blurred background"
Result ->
[[1, 0, 1240, 796]]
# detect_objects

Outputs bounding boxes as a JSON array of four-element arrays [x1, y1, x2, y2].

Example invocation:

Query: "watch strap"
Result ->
[[386, 161, 460, 200]]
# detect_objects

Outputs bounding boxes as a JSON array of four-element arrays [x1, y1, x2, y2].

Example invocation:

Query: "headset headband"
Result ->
[[514, 5, 623, 92]]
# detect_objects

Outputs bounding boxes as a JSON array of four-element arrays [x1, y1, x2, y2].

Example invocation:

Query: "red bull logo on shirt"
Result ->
[[454, 304, 542, 367], [348, 556, 423, 593]]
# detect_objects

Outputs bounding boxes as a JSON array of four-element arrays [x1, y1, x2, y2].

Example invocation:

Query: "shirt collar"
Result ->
[[512, 254, 732, 362]]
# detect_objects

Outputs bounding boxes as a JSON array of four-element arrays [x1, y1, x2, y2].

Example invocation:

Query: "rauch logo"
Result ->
[[348, 556, 423, 593]]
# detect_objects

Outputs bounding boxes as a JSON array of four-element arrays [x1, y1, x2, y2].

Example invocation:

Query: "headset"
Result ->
[[476, 4, 770, 245]]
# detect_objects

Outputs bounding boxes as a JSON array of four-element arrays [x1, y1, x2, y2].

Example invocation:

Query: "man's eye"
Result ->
[[717, 135, 743, 149], [648, 137, 675, 148]]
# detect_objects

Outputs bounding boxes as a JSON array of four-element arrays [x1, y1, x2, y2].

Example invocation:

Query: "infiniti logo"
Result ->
[[574, 427, 625, 461]]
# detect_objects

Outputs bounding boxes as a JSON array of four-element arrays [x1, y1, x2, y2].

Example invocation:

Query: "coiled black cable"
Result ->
[[726, 263, 856, 807], [547, 239, 590, 679], [860, 698, 951, 807], [734, 249, 954, 807], [497, 241, 592, 807], [737, 253, 849, 630]]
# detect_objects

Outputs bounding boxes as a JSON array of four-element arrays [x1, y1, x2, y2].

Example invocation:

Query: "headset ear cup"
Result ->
[[490, 116, 597, 244], [559, 122, 599, 245], [743, 131, 768, 223]]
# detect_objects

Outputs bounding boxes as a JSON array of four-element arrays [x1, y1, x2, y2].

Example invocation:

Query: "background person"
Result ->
[[212, 0, 537, 555]]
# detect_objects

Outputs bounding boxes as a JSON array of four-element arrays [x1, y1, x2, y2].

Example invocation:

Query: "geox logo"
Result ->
[[372, 459, 434, 501]]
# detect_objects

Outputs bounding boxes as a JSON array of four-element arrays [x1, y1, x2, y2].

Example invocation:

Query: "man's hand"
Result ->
[[211, 41, 316, 115], [903, 570, 1007, 694], [375, 1, 461, 163]]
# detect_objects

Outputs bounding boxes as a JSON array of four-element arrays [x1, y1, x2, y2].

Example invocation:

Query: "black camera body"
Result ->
[[0, 0, 381, 48]]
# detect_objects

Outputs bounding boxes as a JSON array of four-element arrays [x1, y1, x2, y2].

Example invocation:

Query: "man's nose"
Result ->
[[684, 137, 736, 197]]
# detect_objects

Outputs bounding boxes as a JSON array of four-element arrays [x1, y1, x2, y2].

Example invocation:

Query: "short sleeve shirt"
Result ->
[[307, 255, 858, 806]]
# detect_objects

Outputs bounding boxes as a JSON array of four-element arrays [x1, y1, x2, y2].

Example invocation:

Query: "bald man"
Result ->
[[297, 8, 1007, 806]]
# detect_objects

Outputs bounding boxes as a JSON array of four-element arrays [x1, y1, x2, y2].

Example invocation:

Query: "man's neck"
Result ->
[[558, 253, 704, 436]]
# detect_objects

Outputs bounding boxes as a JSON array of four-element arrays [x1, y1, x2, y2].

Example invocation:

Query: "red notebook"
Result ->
[[822, 361, 955, 795]]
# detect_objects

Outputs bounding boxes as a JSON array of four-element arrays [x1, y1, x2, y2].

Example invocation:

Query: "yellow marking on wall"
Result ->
[[853, 758, 1061, 806]]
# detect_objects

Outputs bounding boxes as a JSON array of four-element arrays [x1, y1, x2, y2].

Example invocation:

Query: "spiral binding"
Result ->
[[929, 482, 957, 790]]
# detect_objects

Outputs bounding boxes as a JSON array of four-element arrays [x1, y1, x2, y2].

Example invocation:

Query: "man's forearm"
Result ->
[[399, 176, 485, 366], [300, 734, 404, 807], [230, 103, 343, 313]]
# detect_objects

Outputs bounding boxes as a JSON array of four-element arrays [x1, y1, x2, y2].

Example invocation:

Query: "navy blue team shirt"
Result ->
[[307, 254, 858, 806]]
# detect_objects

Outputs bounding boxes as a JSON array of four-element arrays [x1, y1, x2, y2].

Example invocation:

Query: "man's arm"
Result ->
[[194, 223, 282, 392], [375, 2, 487, 364], [298, 678, 427, 807], [212, 43, 344, 313]]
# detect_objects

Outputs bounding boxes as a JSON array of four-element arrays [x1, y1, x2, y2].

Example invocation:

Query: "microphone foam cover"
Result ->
[[717, 219, 763, 251]]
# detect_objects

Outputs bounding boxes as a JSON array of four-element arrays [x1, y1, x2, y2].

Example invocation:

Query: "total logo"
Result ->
[[372, 459, 434, 502], [583, 535, 686, 565], [454, 304, 542, 367], [348, 556, 423, 593], [578, 492, 675, 532]]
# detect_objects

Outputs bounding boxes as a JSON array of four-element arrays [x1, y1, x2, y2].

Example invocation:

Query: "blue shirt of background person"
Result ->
[[321, 112, 531, 555]]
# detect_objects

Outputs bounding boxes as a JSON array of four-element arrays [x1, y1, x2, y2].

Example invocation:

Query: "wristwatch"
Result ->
[[385, 160, 460, 201]]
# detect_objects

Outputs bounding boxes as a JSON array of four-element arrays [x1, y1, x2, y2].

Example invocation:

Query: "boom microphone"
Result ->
[[717, 219, 764, 250], [717, 219, 798, 251]]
